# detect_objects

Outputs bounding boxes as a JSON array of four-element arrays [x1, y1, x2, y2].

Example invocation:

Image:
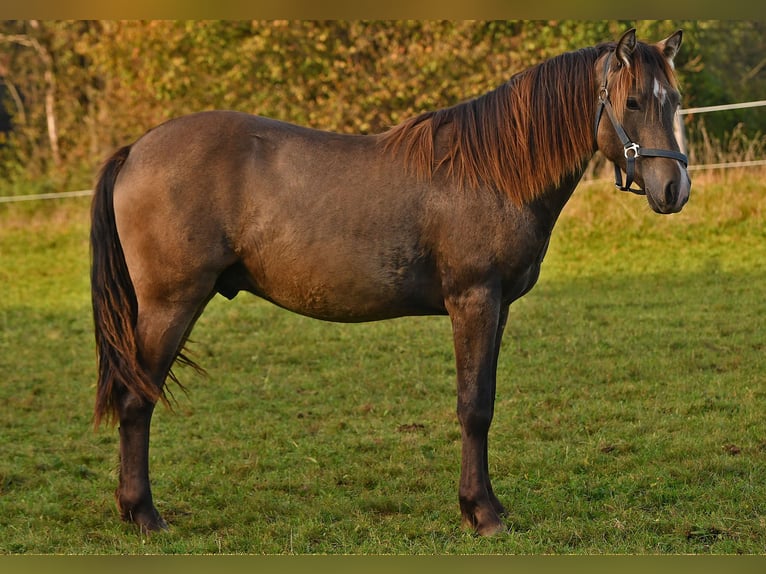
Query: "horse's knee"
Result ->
[[456, 400, 492, 434]]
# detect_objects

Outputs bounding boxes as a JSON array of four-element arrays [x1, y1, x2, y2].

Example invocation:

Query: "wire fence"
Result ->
[[675, 99, 766, 172], [0, 189, 92, 204], [680, 100, 766, 115], [1, 100, 765, 204]]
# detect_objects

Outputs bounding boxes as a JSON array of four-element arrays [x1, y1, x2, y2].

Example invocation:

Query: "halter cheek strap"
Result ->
[[594, 53, 688, 195]]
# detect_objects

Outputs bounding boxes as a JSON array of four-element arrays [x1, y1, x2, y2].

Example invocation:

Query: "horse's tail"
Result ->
[[90, 145, 161, 427]]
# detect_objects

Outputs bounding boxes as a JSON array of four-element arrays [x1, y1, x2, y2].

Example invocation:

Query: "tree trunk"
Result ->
[[0, 31, 61, 168]]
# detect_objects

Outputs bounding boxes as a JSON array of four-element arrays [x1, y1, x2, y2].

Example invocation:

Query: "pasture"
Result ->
[[1, 174, 765, 554]]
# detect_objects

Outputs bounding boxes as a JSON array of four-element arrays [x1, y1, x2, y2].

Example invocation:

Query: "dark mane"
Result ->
[[380, 41, 678, 205]]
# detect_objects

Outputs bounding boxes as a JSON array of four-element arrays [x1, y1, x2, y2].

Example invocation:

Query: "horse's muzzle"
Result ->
[[645, 164, 691, 214]]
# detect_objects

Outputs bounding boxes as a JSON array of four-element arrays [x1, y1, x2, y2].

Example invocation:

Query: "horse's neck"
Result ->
[[529, 163, 590, 231]]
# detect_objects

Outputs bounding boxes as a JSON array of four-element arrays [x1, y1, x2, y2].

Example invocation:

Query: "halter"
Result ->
[[594, 53, 688, 195]]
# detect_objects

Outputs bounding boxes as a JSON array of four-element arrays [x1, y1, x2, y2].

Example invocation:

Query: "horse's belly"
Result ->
[[237, 244, 444, 322]]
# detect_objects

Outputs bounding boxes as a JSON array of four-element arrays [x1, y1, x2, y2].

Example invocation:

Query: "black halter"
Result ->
[[594, 53, 688, 195]]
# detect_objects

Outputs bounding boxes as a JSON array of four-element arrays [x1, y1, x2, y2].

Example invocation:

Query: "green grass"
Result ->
[[1, 176, 765, 554]]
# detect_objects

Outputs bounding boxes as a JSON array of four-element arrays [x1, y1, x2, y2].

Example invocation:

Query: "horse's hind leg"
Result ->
[[115, 392, 163, 531], [115, 289, 213, 532]]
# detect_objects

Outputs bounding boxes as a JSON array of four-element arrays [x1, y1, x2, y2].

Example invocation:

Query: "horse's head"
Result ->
[[595, 28, 691, 214]]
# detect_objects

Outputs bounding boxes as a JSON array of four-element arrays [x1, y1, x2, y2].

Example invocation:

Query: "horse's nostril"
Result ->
[[664, 181, 677, 206]]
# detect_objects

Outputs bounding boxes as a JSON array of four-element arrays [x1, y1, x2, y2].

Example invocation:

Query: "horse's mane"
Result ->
[[380, 40, 678, 205]]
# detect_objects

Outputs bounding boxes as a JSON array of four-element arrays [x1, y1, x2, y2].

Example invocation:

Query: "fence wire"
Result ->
[[0, 189, 93, 203]]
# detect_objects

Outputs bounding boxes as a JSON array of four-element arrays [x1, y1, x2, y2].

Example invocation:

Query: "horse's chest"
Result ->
[[499, 233, 551, 304]]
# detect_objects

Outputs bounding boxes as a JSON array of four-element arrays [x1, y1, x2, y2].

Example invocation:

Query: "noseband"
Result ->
[[594, 53, 688, 195]]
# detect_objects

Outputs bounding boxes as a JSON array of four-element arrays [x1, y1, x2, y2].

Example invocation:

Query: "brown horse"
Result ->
[[91, 29, 690, 536]]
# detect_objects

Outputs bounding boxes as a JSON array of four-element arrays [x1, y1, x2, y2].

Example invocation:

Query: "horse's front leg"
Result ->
[[446, 285, 506, 536], [485, 304, 509, 518]]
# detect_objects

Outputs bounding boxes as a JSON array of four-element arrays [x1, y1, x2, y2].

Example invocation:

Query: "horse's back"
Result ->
[[119, 110, 388, 205]]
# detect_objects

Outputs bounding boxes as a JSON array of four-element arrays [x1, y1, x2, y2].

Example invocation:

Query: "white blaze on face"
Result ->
[[653, 78, 667, 106], [650, 77, 689, 211]]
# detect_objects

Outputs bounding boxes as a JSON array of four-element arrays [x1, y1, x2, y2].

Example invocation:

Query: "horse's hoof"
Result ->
[[138, 513, 168, 534], [476, 520, 507, 537], [461, 508, 507, 536], [120, 504, 169, 533], [491, 499, 508, 518]]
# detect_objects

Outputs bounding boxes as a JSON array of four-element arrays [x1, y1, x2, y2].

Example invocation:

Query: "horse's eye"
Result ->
[[627, 97, 641, 111]]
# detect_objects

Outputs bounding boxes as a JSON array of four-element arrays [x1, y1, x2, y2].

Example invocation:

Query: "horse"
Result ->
[[90, 28, 690, 536]]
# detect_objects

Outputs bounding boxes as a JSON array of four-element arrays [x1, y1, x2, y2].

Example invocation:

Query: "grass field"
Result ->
[[1, 174, 765, 554]]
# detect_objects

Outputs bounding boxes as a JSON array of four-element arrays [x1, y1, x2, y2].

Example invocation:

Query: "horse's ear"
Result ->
[[657, 30, 683, 65], [616, 28, 637, 68]]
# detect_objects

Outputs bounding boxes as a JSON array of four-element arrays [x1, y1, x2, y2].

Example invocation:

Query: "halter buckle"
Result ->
[[624, 142, 640, 159]]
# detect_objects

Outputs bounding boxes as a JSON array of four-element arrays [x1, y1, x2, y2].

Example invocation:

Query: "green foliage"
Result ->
[[1, 20, 763, 189], [1, 176, 765, 553], [672, 21, 765, 140]]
